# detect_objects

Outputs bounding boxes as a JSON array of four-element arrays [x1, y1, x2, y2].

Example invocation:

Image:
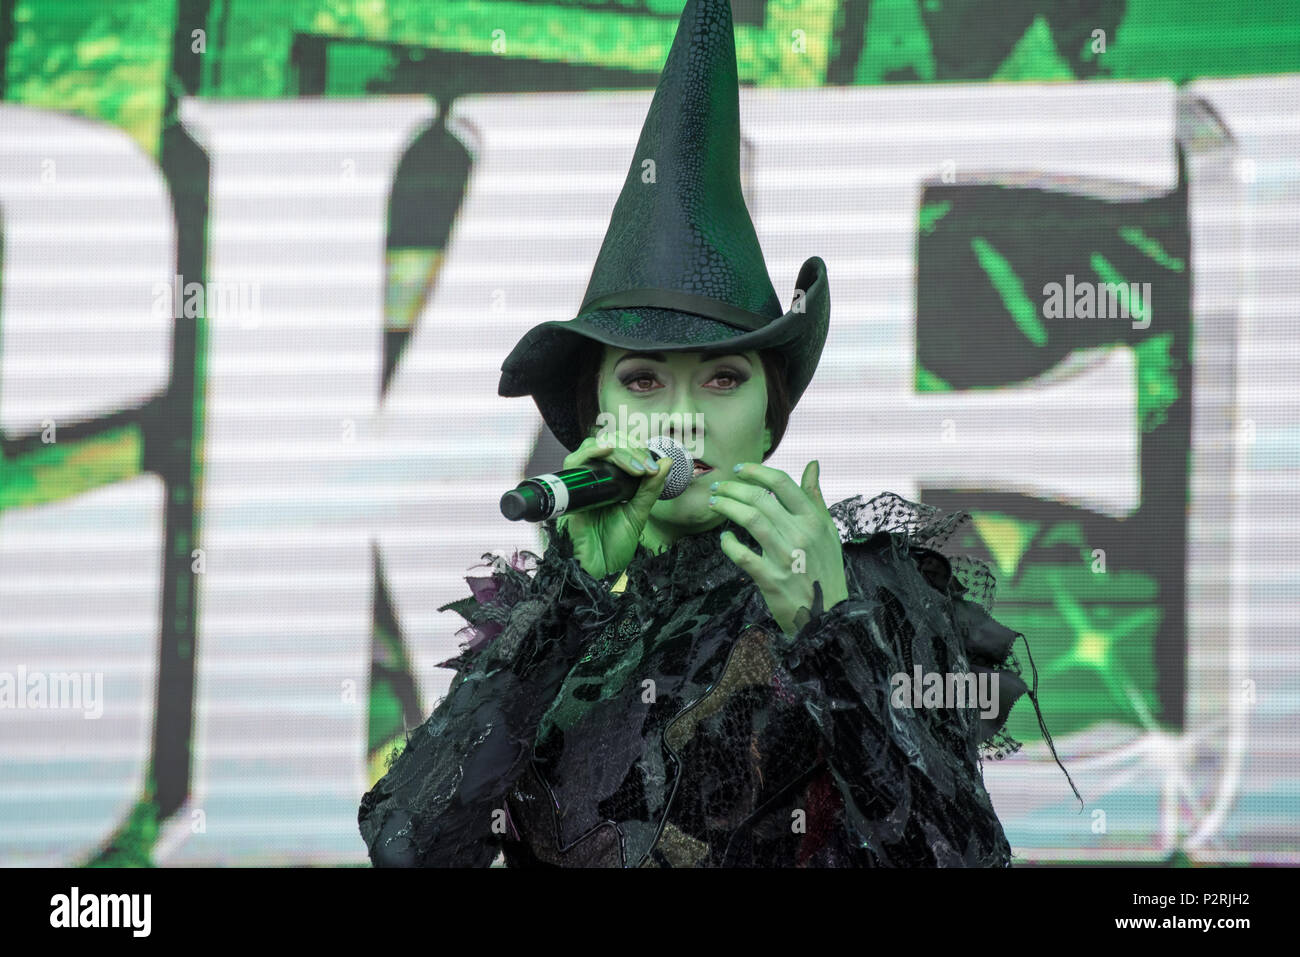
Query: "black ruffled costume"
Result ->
[[358, 492, 1077, 867]]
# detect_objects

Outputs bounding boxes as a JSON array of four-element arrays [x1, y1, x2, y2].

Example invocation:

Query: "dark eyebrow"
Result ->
[[614, 351, 749, 364]]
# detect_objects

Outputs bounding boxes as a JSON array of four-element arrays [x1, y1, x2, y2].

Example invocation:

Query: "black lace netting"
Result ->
[[358, 491, 1081, 867]]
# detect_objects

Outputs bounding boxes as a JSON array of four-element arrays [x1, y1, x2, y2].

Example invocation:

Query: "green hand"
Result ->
[[711, 459, 849, 636], [555, 432, 672, 580]]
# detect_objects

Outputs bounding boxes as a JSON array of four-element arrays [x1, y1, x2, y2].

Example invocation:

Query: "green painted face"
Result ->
[[593, 345, 771, 548]]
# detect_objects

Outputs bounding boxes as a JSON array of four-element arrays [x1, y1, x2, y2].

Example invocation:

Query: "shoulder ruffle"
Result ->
[[357, 519, 620, 866], [828, 491, 997, 611], [795, 492, 1081, 792], [434, 518, 619, 673]]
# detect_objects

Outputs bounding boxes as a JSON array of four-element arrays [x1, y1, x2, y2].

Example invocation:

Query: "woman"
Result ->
[[358, 340, 1076, 867], [357, 0, 1077, 867]]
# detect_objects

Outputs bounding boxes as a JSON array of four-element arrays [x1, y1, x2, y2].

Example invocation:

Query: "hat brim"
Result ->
[[498, 256, 828, 452]]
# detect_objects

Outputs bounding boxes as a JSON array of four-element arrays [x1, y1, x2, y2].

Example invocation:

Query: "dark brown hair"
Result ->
[[572, 340, 791, 459]]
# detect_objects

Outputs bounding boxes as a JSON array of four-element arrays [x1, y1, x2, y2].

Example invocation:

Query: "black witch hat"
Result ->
[[497, 0, 830, 453]]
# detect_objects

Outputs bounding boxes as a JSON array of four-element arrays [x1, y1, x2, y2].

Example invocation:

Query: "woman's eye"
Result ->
[[620, 372, 659, 392], [619, 366, 747, 392], [708, 368, 748, 390]]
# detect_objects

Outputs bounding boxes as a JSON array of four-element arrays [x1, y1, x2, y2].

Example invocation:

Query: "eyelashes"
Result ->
[[617, 366, 750, 391]]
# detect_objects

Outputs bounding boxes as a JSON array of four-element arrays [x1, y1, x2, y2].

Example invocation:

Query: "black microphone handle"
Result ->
[[500, 458, 650, 522]]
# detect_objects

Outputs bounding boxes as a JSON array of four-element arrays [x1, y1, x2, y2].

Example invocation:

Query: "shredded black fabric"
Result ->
[[358, 491, 1080, 867]]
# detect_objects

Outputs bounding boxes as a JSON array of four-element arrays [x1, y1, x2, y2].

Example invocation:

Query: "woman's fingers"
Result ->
[[708, 490, 794, 562], [624, 442, 662, 477], [712, 460, 843, 620], [616, 450, 649, 475], [573, 433, 668, 520], [730, 462, 814, 516], [566, 432, 653, 477], [718, 529, 767, 584], [710, 476, 793, 540], [801, 459, 828, 512], [563, 436, 611, 469], [606, 430, 652, 475], [717, 526, 789, 608], [623, 456, 667, 515]]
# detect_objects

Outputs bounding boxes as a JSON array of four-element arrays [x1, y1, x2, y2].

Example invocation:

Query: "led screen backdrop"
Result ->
[[1, 0, 1298, 866]]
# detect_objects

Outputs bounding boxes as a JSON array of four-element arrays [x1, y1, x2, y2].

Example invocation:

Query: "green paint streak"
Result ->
[[969, 510, 1039, 579], [1119, 226, 1185, 272], [1090, 252, 1150, 325], [4, 0, 1300, 152], [386, 249, 440, 332], [1134, 331, 1181, 433], [918, 200, 951, 235], [1103, 0, 1300, 82], [856, 0, 935, 83], [915, 365, 952, 393], [5, 0, 171, 155], [1005, 565, 1160, 603], [991, 14, 1076, 81], [368, 618, 414, 755], [84, 798, 159, 867], [367, 679, 405, 755], [0, 426, 142, 511], [325, 42, 398, 95], [995, 564, 1162, 739], [970, 236, 1047, 346], [82, 772, 161, 867], [1039, 520, 1087, 550]]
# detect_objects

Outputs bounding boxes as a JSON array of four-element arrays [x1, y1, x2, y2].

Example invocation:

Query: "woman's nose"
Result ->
[[661, 390, 702, 444]]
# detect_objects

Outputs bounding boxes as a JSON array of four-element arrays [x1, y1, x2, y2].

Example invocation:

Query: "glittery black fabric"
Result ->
[[357, 492, 1079, 867]]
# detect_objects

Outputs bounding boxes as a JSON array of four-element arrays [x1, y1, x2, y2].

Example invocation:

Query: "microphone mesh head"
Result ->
[[646, 435, 694, 500]]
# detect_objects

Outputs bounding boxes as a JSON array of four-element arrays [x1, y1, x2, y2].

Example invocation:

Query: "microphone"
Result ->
[[500, 435, 694, 522]]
